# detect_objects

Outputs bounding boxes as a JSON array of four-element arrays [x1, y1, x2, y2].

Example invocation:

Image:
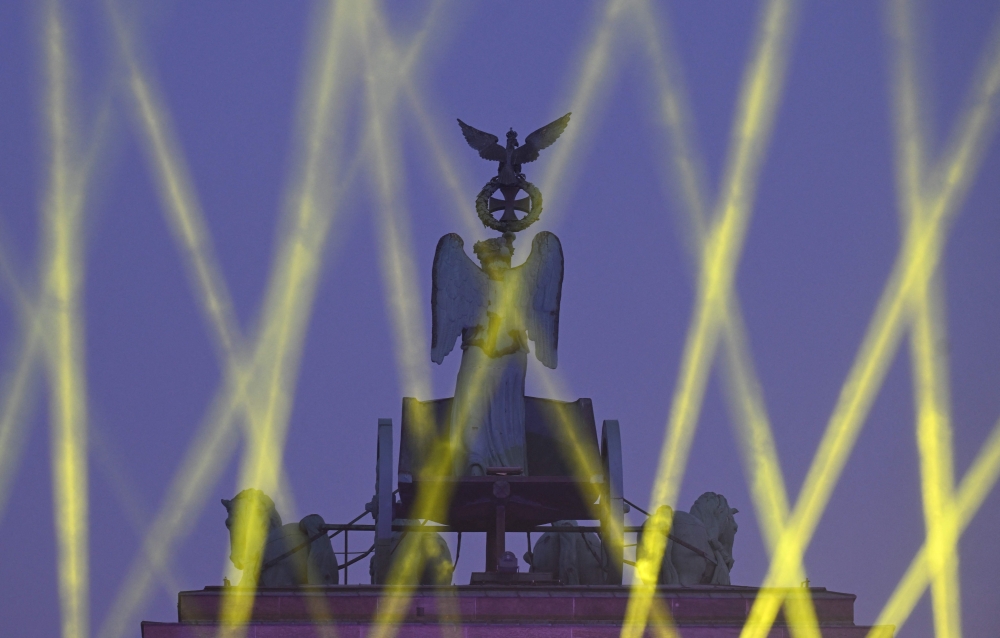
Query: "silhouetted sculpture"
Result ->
[[457, 113, 571, 186], [222, 489, 338, 587], [368, 519, 454, 586], [431, 231, 563, 475], [637, 492, 739, 586], [525, 520, 608, 585]]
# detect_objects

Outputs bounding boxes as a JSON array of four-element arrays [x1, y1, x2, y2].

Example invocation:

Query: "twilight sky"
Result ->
[[1, 1, 999, 637]]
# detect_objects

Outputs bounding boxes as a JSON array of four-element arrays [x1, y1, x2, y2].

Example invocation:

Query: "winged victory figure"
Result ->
[[432, 231, 563, 475], [457, 113, 571, 186]]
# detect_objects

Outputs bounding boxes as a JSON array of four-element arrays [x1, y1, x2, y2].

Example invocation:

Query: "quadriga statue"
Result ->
[[222, 489, 339, 587], [368, 519, 453, 585], [637, 492, 739, 586], [524, 520, 607, 585]]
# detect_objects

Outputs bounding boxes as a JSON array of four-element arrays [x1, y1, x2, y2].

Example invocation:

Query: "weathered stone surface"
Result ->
[[637, 494, 740, 587], [141, 585, 893, 637], [222, 489, 339, 587]]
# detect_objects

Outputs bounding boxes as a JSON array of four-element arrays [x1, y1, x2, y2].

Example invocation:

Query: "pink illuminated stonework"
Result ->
[[140, 585, 893, 637]]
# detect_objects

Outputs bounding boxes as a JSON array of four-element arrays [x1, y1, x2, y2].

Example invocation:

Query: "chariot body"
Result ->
[[370, 395, 625, 583]]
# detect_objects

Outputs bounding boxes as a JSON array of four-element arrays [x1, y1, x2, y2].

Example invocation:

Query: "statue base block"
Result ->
[[468, 571, 558, 585], [141, 585, 893, 637]]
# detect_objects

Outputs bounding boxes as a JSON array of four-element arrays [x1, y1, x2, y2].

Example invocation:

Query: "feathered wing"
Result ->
[[457, 119, 506, 162], [431, 234, 489, 364], [512, 113, 571, 165], [512, 231, 564, 368]]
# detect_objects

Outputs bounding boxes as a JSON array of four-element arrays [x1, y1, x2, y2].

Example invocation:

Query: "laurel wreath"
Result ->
[[475, 176, 543, 233]]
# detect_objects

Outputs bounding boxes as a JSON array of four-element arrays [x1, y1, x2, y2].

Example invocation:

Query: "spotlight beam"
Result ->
[[193, 0, 360, 628], [42, 4, 93, 637], [108, 0, 299, 515], [0, 323, 41, 525], [624, 2, 801, 637], [100, 0, 361, 633], [634, 2, 821, 635], [533, 366, 679, 637], [356, 0, 447, 401], [740, 11, 1000, 635], [538, 0, 637, 228], [870, 413, 1000, 635], [359, 5, 486, 242], [0, 243, 43, 525], [368, 280, 526, 638], [400, 86, 485, 242], [881, 2, 1000, 636], [890, 0, 963, 632]]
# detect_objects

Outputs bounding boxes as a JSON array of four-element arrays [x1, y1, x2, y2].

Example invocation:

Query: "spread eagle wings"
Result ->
[[511, 231, 564, 368], [431, 232, 564, 368], [456, 119, 506, 162], [431, 234, 489, 365], [512, 113, 571, 165]]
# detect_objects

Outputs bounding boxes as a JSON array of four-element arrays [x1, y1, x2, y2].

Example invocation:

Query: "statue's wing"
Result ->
[[431, 233, 489, 364], [457, 119, 506, 162], [512, 231, 564, 368], [512, 113, 571, 165]]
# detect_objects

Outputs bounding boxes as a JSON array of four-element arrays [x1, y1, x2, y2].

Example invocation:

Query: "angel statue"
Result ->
[[431, 230, 563, 476]]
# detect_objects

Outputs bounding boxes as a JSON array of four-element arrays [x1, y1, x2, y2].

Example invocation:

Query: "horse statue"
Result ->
[[222, 488, 339, 587], [368, 519, 453, 585], [636, 492, 739, 586], [524, 520, 607, 585]]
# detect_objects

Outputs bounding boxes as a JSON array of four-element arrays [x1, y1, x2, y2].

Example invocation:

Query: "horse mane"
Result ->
[[232, 488, 283, 529], [689, 492, 730, 543]]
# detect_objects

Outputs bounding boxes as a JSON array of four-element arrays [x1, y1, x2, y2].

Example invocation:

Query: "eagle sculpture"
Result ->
[[457, 113, 571, 185]]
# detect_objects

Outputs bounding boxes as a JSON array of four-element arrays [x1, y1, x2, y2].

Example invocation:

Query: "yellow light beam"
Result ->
[[889, 2, 962, 636], [0, 241, 44, 524], [740, 15, 1000, 634], [0, 325, 41, 524], [359, 4, 645, 633], [909, 277, 961, 638], [97, 375, 241, 638], [625, 2, 800, 637], [100, 34, 371, 638], [356, 33, 545, 611], [0, 85, 108, 527], [215, 0, 361, 629], [634, 3, 821, 634], [110, 7, 242, 364], [537, 0, 637, 232], [357, 0, 447, 402], [368, 275, 530, 638], [42, 4, 91, 637], [533, 366, 680, 637], [358, 11, 642, 608], [636, 0, 790, 560], [99, 0, 361, 633], [107, 0, 302, 519], [401, 86, 486, 242], [870, 412, 1000, 635], [359, 6, 484, 243]]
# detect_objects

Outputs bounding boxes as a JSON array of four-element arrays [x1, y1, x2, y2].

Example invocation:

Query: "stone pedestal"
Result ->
[[141, 585, 893, 637]]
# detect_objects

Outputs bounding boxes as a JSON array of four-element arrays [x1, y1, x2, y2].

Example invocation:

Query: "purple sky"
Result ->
[[1, 1, 999, 637]]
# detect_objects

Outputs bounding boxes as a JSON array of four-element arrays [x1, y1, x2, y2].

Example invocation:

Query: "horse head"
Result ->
[[221, 489, 283, 572], [690, 492, 739, 570]]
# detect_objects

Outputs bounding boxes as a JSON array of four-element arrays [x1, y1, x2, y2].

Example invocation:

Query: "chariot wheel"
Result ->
[[373, 418, 394, 584], [600, 419, 624, 585]]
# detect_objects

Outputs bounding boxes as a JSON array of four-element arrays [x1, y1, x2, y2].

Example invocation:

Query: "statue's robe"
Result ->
[[452, 286, 529, 473]]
